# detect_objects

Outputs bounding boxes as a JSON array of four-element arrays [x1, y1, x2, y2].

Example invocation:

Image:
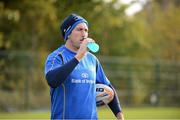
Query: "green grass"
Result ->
[[0, 107, 179, 119], [98, 107, 180, 119]]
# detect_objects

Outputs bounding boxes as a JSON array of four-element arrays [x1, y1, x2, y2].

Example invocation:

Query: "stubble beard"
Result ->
[[71, 42, 80, 51]]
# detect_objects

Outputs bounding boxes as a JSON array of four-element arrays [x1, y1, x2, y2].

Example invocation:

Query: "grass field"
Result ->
[[0, 107, 179, 119]]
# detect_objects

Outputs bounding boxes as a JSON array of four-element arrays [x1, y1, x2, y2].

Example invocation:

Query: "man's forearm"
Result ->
[[46, 57, 79, 88], [108, 84, 122, 117]]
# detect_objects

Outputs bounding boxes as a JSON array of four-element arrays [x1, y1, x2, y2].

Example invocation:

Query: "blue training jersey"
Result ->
[[45, 45, 110, 119]]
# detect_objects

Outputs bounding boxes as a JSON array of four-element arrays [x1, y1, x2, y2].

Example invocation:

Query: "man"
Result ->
[[44, 13, 124, 120]]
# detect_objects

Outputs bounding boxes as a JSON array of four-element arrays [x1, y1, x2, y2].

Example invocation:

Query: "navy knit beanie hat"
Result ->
[[60, 13, 88, 41]]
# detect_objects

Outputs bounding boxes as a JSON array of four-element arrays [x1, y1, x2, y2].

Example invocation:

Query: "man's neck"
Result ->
[[65, 42, 78, 53]]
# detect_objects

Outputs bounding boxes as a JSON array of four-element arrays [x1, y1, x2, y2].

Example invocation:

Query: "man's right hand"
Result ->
[[75, 38, 94, 61]]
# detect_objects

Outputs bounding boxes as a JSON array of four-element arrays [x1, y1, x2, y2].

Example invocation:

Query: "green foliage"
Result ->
[[131, 1, 180, 60]]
